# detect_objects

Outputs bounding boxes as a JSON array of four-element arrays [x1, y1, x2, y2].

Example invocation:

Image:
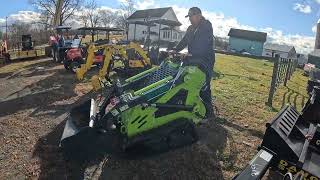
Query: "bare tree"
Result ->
[[78, 13, 89, 27], [85, 0, 100, 28], [117, 0, 136, 37], [99, 9, 116, 28], [213, 36, 228, 51], [29, 0, 82, 26], [37, 11, 51, 30]]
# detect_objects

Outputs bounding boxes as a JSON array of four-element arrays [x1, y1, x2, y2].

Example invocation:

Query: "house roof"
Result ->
[[296, 53, 307, 58], [128, 21, 157, 26], [161, 27, 172, 30], [160, 27, 183, 32], [149, 19, 181, 26], [309, 49, 320, 57], [228, 28, 267, 42], [127, 7, 171, 20], [264, 43, 294, 53]]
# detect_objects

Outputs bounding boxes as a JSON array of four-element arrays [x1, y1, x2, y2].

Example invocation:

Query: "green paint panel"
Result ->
[[120, 66, 207, 138]]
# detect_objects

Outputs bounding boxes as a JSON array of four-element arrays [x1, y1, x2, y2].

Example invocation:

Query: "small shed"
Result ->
[[228, 28, 267, 56], [263, 43, 296, 59], [308, 49, 320, 68]]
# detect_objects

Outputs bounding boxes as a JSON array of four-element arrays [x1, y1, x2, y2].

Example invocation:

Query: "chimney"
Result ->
[[315, 23, 320, 49]]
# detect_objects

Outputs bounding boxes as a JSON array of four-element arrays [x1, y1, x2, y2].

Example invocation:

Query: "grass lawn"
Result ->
[[212, 53, 309, 178]]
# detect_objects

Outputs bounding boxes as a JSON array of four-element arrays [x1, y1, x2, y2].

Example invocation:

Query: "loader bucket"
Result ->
[[59, 100, 122, 160], [60, 100, 91, 143], [60, 100, 98, 159]]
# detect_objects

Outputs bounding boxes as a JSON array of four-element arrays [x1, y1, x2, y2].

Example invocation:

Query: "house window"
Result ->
[[173, 33, 177, 39], [163, 31, 170, 39]]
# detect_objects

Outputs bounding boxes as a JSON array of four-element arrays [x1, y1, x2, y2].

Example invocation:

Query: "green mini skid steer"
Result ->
[[60, 53, 211, 159]]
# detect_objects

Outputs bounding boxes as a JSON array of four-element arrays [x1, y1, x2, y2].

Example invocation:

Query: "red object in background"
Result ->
[[49, 35, 58, 45], [94, 55, 104, 63], [66, 48, 82, 60]]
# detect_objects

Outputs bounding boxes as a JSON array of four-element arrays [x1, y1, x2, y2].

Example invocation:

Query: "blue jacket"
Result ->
[[175, 18, 215, 68]]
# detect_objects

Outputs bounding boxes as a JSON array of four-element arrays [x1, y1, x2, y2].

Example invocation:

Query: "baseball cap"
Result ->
[[185, 7, 202, 18]]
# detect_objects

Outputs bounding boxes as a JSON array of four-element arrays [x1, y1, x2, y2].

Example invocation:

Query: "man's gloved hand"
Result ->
[[167, 49, 177, 54]]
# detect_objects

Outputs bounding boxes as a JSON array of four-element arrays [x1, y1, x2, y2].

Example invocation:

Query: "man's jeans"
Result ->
[[184, 57, 214, 119]]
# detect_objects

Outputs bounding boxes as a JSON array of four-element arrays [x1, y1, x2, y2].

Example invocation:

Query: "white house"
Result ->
[[262, 43, 297, 59], [296, 53, 308, 66], [127, 7, 185, 43]]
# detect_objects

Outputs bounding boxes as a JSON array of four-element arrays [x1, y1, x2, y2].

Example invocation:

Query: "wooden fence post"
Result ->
[[267, 56, 280, 106]]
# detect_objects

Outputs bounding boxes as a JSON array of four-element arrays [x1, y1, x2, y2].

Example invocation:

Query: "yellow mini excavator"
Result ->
[[76, 42, 152, 90]]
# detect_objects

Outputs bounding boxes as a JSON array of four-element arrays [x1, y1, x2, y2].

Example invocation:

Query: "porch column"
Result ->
[[133, 23, 136, 41]]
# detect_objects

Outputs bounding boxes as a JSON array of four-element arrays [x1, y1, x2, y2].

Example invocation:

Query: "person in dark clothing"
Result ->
[[172, 7, 215, 119]]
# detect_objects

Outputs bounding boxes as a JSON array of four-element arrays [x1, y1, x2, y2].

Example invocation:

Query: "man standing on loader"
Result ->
[[172, 7, 215, 119]]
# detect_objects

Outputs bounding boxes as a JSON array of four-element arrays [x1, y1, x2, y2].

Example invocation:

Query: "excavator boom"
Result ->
[[76, 42, 152, 91]]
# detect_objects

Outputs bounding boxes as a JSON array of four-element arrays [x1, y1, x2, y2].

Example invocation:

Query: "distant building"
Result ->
[[296, 53, 308, 66], [263, 43, 296, 59], [315, 23, 320, 49], [228, 28, 267, 56], [308, 49, 320, 68], [127, 7, 185, 43]]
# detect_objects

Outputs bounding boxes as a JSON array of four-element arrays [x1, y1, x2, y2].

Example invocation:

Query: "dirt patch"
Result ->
[[62, 121, 230, 180], [0, 58, 236, 180], [0, 59, 95, 180]]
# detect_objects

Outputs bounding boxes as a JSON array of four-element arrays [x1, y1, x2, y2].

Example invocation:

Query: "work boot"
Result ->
[[204, 99, 215, 120]]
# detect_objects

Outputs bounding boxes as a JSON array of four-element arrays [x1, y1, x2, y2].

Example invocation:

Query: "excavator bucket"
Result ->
[[60, 100, 90, 142], [60, 100, 122, 160]]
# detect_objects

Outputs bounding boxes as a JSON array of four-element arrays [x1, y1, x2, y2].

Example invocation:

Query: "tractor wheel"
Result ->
[[55, 51, 60, 63], [70, 61, 81, 73], [64, 61, 71, 70], [4, 54, 10, 64], [167, 121, 198, 149], [52, 49, 57, 62]]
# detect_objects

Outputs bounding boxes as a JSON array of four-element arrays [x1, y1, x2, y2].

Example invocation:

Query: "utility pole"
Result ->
[[5, 16, 8, 40]]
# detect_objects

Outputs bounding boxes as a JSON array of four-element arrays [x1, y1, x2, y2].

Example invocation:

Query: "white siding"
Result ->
[[262, 49, 289, 58], [127, 8, 184, 43], [161, 8, 179, 22]]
